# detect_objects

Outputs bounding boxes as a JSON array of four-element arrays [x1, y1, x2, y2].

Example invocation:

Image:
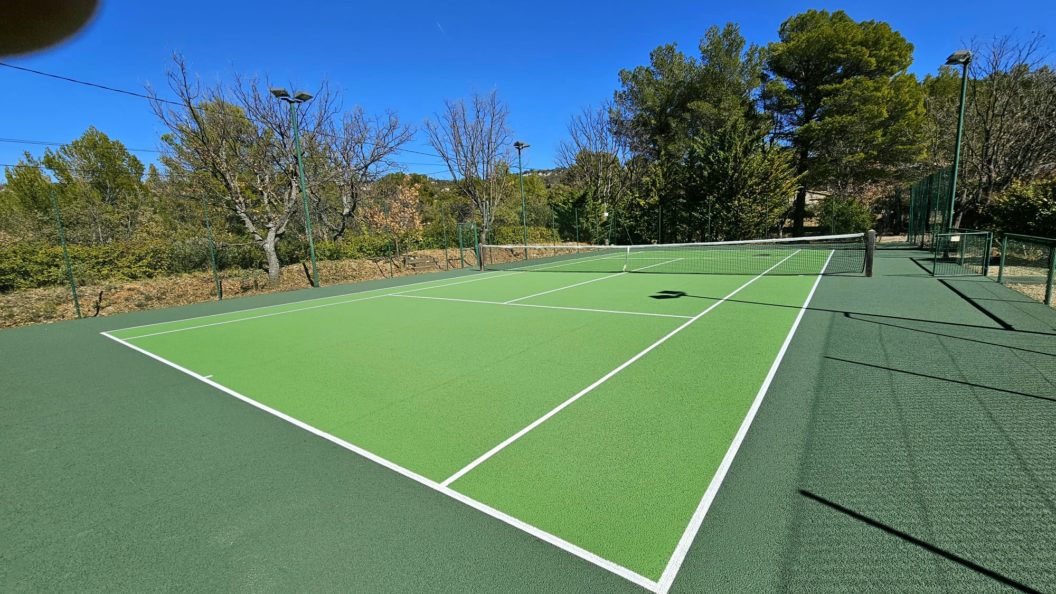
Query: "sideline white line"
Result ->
[[116, 272, 520, 340], [107, 269, 511, 334], [439, 250, 801, 488], [504, 258, 683, 304], [392, 294, 692, 320], [653, 250, 834, 594], [99, 331, 660, 592]]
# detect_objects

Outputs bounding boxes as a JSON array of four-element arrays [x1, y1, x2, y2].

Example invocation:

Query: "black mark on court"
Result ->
[[798, 490, 1043, 594], [651, 290, 687, 300]]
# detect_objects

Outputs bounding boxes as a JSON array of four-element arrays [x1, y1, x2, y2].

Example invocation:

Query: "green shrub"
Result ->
[[987, 179, 1056, 237], [816, 196, 875, 234], [490, 225, 560, 245]]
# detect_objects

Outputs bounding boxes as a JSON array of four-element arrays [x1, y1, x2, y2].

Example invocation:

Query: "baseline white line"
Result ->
[[99, 331, 660, 592], [440, 251, 801, 488], [653, 250, 834, 594], [107, 269, 512, 334], [392, 294, 692, 320], [504, 258, 683, 304], [117, 272, 521, 340]]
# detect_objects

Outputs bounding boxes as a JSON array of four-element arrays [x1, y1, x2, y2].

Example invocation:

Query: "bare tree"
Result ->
[[927, 33, 1056, 223], [963, 34, 1056, 217], [311, 109, 414, 240], [556, 104, 633, 210], [424, 91, 512, 244], [151, 57, 333, 282]]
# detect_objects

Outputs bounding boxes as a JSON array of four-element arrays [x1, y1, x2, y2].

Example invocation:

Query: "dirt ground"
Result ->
[[0, 248, 477, 329]]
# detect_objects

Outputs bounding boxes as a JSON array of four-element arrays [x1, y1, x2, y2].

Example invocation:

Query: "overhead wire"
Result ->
[[0, 61, 449, 162]]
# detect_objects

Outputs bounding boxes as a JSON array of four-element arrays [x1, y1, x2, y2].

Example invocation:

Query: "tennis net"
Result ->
[[480, 233, 873, 276]]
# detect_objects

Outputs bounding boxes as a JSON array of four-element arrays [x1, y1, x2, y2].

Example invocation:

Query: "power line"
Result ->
[[0, 61, 448, 161], [0, 137, 162, 154], [0, 137, 450, 166], [0, 62, 180, 105], [0, 160, 455, 179]]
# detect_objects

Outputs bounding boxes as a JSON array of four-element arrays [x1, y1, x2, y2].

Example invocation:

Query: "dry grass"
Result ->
[[0, 248, 478, 329], [990, 264, 1055, 308]]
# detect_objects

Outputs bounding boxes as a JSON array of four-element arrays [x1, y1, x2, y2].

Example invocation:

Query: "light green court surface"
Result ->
[[105, 255, 828, 587]]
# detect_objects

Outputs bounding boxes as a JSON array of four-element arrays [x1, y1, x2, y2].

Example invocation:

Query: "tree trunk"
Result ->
[[791, 145, 811, 237], [792, 185, 808, 237], [262, 231, 281, 283]]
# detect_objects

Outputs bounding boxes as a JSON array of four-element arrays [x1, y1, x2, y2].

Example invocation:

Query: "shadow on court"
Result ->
[[648, 290, 1056, 342], [797, 490, 1043, 594]]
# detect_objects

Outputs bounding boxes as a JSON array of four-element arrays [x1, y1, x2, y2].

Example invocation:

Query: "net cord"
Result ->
[[482, 232, 866, 251]]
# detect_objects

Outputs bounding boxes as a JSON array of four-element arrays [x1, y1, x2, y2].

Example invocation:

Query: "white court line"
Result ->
[[440, 250, 800, 488], [653, 249, 833, 594], [392, 294, 692, 320], [99, 331, 660, 592], [504, 274, 622, 304], [107, 269, 511, 334], [504, 258, 683, 304], [116, 272, 521, 340]]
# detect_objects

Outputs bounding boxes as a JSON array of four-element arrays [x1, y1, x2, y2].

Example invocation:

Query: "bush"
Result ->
[[489, 225, 561, 245], [0, 240, 178, 292], [987, 179, 1056, 237], [816, 196, 875, 234]]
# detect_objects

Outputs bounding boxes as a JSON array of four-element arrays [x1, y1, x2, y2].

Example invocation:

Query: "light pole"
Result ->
[[945, 50, 972, 232], [514, 141, 529, 257], [270, 87, 320, 288]]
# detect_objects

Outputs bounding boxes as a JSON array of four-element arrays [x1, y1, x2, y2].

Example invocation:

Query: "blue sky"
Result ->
[[1, 0, 1051, 177]]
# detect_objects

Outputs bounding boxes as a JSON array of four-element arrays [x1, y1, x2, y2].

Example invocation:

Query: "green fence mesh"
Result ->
[[998, 233, 1056, 306], [907, 167, 953, 248], [930, 230, 992, 277]]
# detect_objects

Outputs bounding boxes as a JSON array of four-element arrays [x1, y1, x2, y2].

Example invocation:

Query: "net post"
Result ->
[[623, 245, 630, 272], [865, 229, 876, 277], [997, 235, 1007, 284]]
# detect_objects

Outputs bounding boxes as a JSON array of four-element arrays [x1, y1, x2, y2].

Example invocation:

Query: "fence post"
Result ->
[[574, 208, 580, 243], [1046, 244, 1055, 306], [657, 202, 662, 244], [983, 232, 993, 277], [202, 195, 222, 300], [49, 188, 81, 319], [457, 223, 465, 268], [389, 237, 395, 277], [997, 235, 1007, 284], [442, 208, 450, 271], [472, 223, 481, 269]]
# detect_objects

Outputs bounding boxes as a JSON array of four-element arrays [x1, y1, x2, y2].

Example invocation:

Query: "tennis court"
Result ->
[[100, 235, 868, 591]]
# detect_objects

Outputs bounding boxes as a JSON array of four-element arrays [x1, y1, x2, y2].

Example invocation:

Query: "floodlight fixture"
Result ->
[[945, 50, 972, 66]]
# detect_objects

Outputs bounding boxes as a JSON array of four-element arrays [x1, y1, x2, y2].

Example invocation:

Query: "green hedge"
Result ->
[[0, 240, 176, 292]]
